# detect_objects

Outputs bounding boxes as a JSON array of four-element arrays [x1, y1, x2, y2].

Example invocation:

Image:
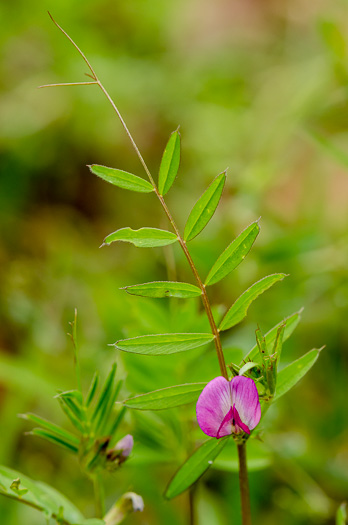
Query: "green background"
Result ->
[[1, 0, 348, 523]]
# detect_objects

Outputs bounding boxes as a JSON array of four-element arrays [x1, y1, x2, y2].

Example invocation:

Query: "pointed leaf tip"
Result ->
[[103, 227, 178, 248], [121, 281, 202, 299], [219, 273, 286, 331], [115, 333, 214, 356], [165, 437, 228, 499], [184, 171, 226, 241], [205, 220, 260, 286], [158, 130, 181, 195], [89, 165, 153, 193]]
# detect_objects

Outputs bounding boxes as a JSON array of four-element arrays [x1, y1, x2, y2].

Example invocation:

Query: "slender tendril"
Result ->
[[42, 13, 228, 379]]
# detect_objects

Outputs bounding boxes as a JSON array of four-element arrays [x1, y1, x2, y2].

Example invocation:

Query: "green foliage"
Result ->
[[336, 502, 347, 525], [205, 220, 260, 286], [0, 466, 84, 524], [184, 171, 226, 241], [124, 383, 206, 410], [115, 333, 214, 355], [165, 437, 229, 499], [88, 165, 153, 193], [158, 130, 181, 195], [275, 349, 321, 399], [121, 281, 202, 298], [102, 227, 178, 248], [219, 274, 286, 331]]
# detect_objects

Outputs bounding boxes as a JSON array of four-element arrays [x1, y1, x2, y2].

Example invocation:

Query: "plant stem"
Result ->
[[97, 77, 228, 379], [93, 475, 105, 518], [43, 14, 229, 380], [237, 443, 252, 525]]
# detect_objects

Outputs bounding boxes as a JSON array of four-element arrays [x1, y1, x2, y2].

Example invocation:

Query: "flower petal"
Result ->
[[196, 376, 232, 437], [232, 404, 250, 434], [230, 376, 261, 430]]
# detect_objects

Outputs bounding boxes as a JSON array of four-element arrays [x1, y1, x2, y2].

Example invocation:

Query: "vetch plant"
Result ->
[[36, 13, 326, 525], [0, 311, 143, 525]]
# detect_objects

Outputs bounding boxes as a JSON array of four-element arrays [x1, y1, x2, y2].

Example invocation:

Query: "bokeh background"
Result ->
[[1, 0, 348, 523]]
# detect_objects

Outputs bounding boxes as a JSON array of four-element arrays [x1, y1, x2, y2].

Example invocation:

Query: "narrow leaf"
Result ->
[[242, 310, 302, 364], [219, 274, 286, 331], [165, 437, 229, 499], [57, 398, 84, 434], [108, 406, 126, 437], [0, 466, 84, 523], [158, 130, 181, 195], [184, 171, 226, 241], [205, 220, 260, 286], [124, 383, 207, 410], [95, 380, 123, 436], [92, 363, 117, 424], [336, 502, 347, 525], [86, 371, 99, 407], [29, 429, 79, 454], [20, 414, 79, 446], [115, 333, 214, 356], [122, 281, 201, 299], [88, 165, 153, 193], [102, 227, 178, 248], [275, 349, 321, 399]]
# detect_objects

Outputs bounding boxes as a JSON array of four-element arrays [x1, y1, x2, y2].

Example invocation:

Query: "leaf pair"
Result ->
[[89, 129, 180, 198]]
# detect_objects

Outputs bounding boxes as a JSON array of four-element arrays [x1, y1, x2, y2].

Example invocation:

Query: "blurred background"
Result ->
[[1, 0, 348, 523]]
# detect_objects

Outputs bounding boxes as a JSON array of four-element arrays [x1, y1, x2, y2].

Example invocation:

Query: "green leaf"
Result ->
[[56, 397, 85, 434], [219, 274, 286, 331], [123, 383, 207, 410], [115, 333, 214, 356], [242, 310, 302, 364], [28, 429, 79, 454], [122, 281, 201, 299], [86, 371, 99, 407], [92, 363, 117, 425], [205, 220, 260, 286], [184, 171, 226, 241], [165, 437, 229, 499], [102, 227, 178, 248], [95, 379, 123, 436], [336, 502, 347, 525], [0, 465, 84, 523], [158, 130, 181, 195], [88, 165, 153, 193], [275, 349, 321, 399], [20, 413, 79, 446]]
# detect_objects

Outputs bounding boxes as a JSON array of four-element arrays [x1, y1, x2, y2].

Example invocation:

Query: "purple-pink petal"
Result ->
[[230, 376, 261, 430], [196, 376, 232, 438], [196, 375, 261, 438]]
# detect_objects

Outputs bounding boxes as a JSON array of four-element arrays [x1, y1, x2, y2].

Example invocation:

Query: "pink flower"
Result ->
[[196, 376, 261, 438]]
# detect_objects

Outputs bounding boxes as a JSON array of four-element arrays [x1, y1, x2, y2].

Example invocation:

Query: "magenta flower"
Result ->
[[196, 376, 261, 438]]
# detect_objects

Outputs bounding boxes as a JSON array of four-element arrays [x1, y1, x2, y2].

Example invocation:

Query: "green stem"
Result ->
[[237, 443, 252, 525], [43, 13, 228, 380], [93, 475, 105, 518]]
